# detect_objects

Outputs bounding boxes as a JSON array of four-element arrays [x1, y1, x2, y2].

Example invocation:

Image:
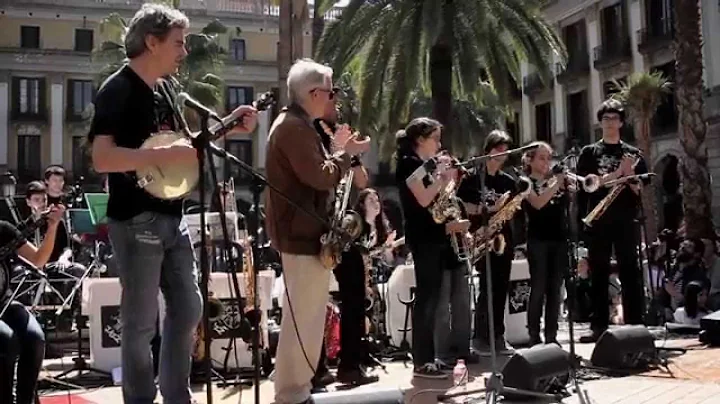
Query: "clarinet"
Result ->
[[0, 210, 51, 261]]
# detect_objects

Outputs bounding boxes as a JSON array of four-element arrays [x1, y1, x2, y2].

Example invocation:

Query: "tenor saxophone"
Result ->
[[470, 176, 532, 263], [581, 152, 641, 227]]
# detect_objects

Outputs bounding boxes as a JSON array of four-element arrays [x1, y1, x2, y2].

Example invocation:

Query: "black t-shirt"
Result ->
[[395, 152, 446, 246], [0, 220, 25, 303], [576, 141, 648, 228], [524, 177, 567, 241], [88, 65, 184, 221], [456, 170, 517, 246]]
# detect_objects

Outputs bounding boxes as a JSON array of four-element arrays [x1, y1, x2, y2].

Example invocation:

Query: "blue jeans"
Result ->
[[109, 212, 203, 404], [0, 301, 45, 404], [434, 266, 471, 362]]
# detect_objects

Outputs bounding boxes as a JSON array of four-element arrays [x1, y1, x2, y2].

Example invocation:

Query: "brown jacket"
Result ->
[[264, 109, 351, 255]]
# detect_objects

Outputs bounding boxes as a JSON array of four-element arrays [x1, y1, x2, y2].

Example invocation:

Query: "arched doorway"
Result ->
[[654, 154, 682, 232]]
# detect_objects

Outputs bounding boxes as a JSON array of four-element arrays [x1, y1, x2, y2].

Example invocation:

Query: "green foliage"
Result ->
[[316, 0, 564, 156], [92, 5, 227, 110], [611, 71, 673, 120]]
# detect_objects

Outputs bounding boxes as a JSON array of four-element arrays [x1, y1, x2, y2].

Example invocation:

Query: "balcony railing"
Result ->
[[522, 72, 553, 96], [555, 54, 590, 84], [637, 24, 675, 55], [9, 0, 344, 20], [593, 39, 632, 69]]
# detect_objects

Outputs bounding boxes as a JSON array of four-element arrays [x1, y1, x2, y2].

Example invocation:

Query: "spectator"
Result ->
[[703, 238, 720, 311], [665, 238, 708, 310], [673, 280, 710, 326]]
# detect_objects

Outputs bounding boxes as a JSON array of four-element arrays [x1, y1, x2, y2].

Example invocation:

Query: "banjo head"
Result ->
[[137, 131, 199, 200]]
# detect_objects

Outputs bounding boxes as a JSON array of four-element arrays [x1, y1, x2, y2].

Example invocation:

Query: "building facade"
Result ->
[[0, 0, 316, 194], [517, 0, 720, 226]]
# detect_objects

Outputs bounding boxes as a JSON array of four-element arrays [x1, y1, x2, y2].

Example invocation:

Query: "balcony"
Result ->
[[522, 72, 553, 97], [637, 25, 675, 55], [593, 39, 632, 70], [555, 54, 590, 85]]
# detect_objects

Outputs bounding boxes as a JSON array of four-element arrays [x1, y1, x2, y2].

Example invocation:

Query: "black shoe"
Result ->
[[579, 330, 603, 343], [312, 370, 335, 388], [529, 335, 543, 346], [413, 363, 448, 379], [336, 367, 379, 386]]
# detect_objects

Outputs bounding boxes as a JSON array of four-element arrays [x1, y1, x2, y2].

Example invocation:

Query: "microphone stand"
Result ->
[[559, 152, 593, 404], [439, 144, 561, 404]]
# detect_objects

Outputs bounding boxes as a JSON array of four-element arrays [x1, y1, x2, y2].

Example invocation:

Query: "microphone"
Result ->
[[177, 92, 222, 122]]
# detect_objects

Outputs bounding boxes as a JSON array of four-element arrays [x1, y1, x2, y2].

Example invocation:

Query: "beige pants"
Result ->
[[274, 253, 330, 404]]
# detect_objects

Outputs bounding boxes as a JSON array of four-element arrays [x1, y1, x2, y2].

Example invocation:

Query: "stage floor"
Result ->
[[38, 323, 720, 404]]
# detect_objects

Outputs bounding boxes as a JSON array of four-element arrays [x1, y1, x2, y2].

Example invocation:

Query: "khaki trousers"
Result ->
[[274, 253, 330, 404]]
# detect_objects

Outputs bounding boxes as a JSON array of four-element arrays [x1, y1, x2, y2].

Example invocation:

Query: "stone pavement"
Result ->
[[38, 324, 720, 404]]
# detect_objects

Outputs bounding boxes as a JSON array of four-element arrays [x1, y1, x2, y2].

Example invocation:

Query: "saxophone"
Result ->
[[582, 152, 641, 227], [470, 176, 532, 264], [318, 122, 364, 270]]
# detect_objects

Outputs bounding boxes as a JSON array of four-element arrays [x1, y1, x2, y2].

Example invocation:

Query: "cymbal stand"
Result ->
[[439, 144, 561, 404]]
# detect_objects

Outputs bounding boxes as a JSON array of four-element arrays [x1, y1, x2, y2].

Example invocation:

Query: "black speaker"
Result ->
[[501, 344, 571, 393], [700, 310, 720, 346], [312, 387, 404, 404], [590, 325, 656, 370]]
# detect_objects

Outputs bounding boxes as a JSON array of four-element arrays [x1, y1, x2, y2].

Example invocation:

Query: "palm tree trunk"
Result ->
[[429, 1, 454, 150], [674, 0, 714, 239], [278, 0, 293, 107], [311, 2, 325, 57], [635, 118, 659, 241], [291, 0, 307, 61]]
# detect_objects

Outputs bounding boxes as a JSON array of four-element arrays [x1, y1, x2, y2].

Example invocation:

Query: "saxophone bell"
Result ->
[[492, 234, 506, 255]]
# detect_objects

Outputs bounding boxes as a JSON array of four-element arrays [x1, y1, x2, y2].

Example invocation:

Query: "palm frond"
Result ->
[[611, 71, 673, 120]]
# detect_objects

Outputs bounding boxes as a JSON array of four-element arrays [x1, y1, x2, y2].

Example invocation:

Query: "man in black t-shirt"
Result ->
[[0, 205, 64, 404], [457, 130, 518, 355], [576, 99, 649, 342], [87, 4, 257, 403]]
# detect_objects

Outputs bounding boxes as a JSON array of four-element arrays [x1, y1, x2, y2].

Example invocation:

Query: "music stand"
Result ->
[[55, 198, 111, 382]]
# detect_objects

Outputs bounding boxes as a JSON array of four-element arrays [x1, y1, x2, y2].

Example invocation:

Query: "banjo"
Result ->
[[136, 91, 275, 200]]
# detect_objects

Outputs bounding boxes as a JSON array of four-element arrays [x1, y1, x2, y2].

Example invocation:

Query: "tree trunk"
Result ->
[[311, 2, 325, 57], [429, 1, 454, 150], [291, 0, 308, 61], [278, 0, 293, 107], [635, 118, 659, 242], [674, 0, 714, 239]]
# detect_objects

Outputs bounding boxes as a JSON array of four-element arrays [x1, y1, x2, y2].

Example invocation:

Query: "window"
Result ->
[[12, 77, 45, 120], [652, 62, 677, 135], [226, 86, 254, 112], [566, 91, 590, 147], [601, 3, 627, 48], [229, 39, 246, 61], [67, 80, 94, 120], [563, 20, 587, 69], [224, 139, 253, 184], [535, 103, 552, 143], [72, 136, 95, 181], [20, 26, 40, 49], [17, 135, 41, 182], [74, 29, 94, 52]]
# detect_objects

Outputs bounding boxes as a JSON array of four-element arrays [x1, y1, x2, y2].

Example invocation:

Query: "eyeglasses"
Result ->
[[602, 115, 621, 122], [311, 87, 340, 100]]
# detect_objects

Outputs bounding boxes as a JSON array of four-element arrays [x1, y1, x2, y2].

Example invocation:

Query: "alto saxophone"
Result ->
[[470, 176, 532, 264]]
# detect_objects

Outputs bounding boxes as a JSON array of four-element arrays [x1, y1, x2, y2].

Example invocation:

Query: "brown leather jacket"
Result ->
[[264, 108, 351, 255]]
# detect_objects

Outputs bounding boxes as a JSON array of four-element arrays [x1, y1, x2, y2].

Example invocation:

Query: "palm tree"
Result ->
[[316, 0, 563, 151], [612, 71, 672, 241], [311, 0, 335, 55], [674, 0, 714, 239], [94, 7, 227, 114], [278, 0, 309, 106]]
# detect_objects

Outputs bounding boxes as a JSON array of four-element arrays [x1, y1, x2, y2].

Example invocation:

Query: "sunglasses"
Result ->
[[311, 87, 340, 100]]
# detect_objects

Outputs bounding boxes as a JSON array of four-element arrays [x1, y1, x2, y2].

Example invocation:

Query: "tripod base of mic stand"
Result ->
[[438, 372, 564, 403], [55, 356, 111, 381]]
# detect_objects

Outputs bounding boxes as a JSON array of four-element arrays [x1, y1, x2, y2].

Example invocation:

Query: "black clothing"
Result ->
[[88, 65, 184, 221], [333, 247, 366, 371], [527, 240, 566, 341], [47, 195, 63, 207], [395, 152, 446, 246], [576, 141, 647, 332], [474, 248, 513, 341], [0, 220, 25, 305], [576, 140, 649, 228], [457, 170, 517, 245], [524, 177, 567, 241], [0, 301, 45, 404]]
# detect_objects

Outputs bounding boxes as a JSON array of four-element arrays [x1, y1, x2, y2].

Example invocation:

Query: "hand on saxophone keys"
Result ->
[[445, 219, 470, 235]]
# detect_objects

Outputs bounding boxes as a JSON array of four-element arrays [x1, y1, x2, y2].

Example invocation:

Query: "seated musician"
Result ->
[[0, 205, 65, 404]]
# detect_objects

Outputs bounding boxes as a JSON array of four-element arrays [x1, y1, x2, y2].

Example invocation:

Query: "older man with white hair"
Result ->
[[265, 59, 370, 404]]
